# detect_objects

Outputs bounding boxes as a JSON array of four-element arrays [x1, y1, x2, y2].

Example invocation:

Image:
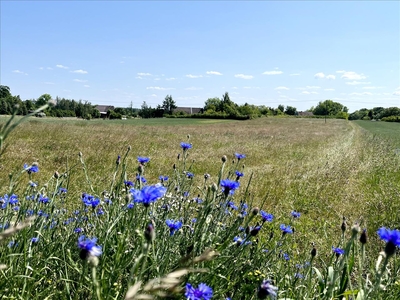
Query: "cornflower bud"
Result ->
[[360, 229, 367, 245], [221, 155, 227, 163], [252, 207, 260, 215], [341, 217, 347, 233], [144, 222, 155, 243], [54, 171, 60, 179]]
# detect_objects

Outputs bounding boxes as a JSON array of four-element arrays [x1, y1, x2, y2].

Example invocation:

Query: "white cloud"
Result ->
[[298, 86, 321, 90], [232, 86, 238, 89], [137, 72, 152, 76], [290, 73, 300, 76], [275, 86, 289, 90], [345, 81, 371, 85], [73, 79, 87, 83], [393, 91, 400, 96], [151, 94, 157, 97], [262, 70, 283, 75], [84, 85, 90, 88], [47, 67, 53, 70], [362, 86, 384, 90], [349, 92, 373, 96], [324, 88, 335, 91], [135, 76, 143, 79], [314, 72, 325, 79], [314, 72, 335, 79], [185, 87, 203, 90], [206, 71, 222, 75], [243, 86, 260, 89], [186, 74, 203, 78], [12, 70, 28, 75], [166, 77, 176, 81], [234, 74, 253, 79], [336, 70, 346, 74], [341, 71, 367, 80], [39, 67, 44, 70], [71, 69, 88, 74], [301, 91, 311, 95], [146, 86, 175, 90], [154, 78, 161, 81], [56, 64, 69, 69]]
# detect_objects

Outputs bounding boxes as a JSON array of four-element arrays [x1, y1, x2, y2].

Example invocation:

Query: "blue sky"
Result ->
[[1, 1, 399, 112]]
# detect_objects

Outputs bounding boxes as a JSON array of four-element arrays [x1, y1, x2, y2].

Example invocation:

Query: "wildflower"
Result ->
[[257, 279, 278, 299], [159, 175, 169, 182], [227, 201, 238, 210], [131, 184, 167, 207], [96, 208, 105, 216], [77, 235, 102, 259], [291, 210, 301, 218], [280, 224, 293, 235], [8, 241, 18, 248], [183, 191, 189, 197], [58, 187, 68, 194], [29, 181, 38, 187], [185, 283, 213, 300], [116, 155, 121, 165], [191, 218, 197, 223], [341, 216, 347, 232], [377, 227, 400, 256], [24, 163, 39, 174], [165, 219, 182, 236], [180, 142, 192, 151], [235, 170, 244, 180], [250, 225, 262, 236], [221, 155, 227, 163], [332, 246, 345, 257], [31, 237, 39, 243], [104, 199, 112, 205], [204, 173, 210, 180], [136, 175, 147, 184], [82, 194, 100, 208], [235, 153, 246, 160], [126, 203, 134, 209], [74, 228, 83, 233], [260, 211, 274, 222], [124, 180, 134, 187], [360, 228, 368, 245], [294, 273, 304, 279], [137, 156, 150, 164], [220, 179, 240, 196], [186, 172, 194, 179], [311, 243, 317, 257], [283, 253, 290, 261], [38, 195, 49, 204]]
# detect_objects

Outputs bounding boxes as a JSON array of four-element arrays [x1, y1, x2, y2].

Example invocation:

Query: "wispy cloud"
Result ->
[[340, 71, 367, 80], [301, 91, 318, 95], [146, 86, 175, 90], [186, 74, 203, 78], [43, 82, 55, 85], [47, 67, 53, 70], [262, 70, 283, 75], [297, 86, 321, 90], [12, 70, 28, 75], [137, 72, 152, 76], [314, 72, 335, 79], [71, 69, 88, 74], [290, 73, 300, 76], [393, 87, 400, 96], [185, 87, 203, 90], [206, 71, 222, 75], [84, 85, 90, 88], [362, 86, 384, 90], [324, 88, 335, 91], [39, 67, 44, 70], [345, 81, 371, 85], [349, 92, 373, 96], [166, 77, 177, 81], [275, 86, 289, 90], [243, 86, 260, 89], [56, 64, 69, 69], [73, 79, 88, 83], [234, 74, 253, 80]]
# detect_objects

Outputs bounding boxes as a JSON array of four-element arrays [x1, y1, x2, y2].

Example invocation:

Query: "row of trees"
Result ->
[[349, 107, 400, 121]]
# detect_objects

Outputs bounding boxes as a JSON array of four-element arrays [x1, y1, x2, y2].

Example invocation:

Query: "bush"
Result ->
[[381, 115, 400, 122]]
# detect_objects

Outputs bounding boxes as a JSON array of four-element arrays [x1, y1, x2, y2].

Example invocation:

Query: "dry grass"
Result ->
[[1, 116, 399, 253]]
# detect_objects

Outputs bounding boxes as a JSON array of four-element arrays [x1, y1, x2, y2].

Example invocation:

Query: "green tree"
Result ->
[[0, 85, 11, 98], [277, 104, 285, 113], [36, 94, 52, 108], [313, 100, 347, 116], [204, 97, 222, 112], [162, 95, 177, 115], [285, 105, 298, 115]]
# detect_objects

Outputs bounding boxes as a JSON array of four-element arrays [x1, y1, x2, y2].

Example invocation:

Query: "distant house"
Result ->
[[95, 105, 115, 118], [298, 111, 314, 117], [173, 107, 203, 115]]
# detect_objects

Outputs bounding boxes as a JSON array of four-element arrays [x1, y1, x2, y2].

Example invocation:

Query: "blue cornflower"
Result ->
[[194, 197, 203, 204], [227, 201, 238, 210], [13, 206, 19, 211], [8, 240, 18, 248], [82, 193, 100, 208], [186, 172, 194, 179], [280, 224, 293, 235], [159, 175, 169, 182], [183, 191, 189, 197], [131, 184, 167, 207], [165, 219, 182, 236], [294, 273, 304, 279], [180, 142, 192, 151], [127, 202, 134, 209], [136, 175, 147, 184], [377, 227, 400, 256], [283, 253, 290, 261], [74, 228, 83, 233], [30, 181, 38, 187], [96, 208, 104, 216], [116, 155, 121, 165], [260, 211, 274, 222], [137, 156, 150, 164], [24, 163, 39, 174], [26, 209, 34, 216], [8, 194, 19, 205], [257, 279, 278, 299], [77, 235, 102, 259], [332, 246, 345, 256], [291, 210, 301, 218], [220, 179, 240, 195], [235, 170, 244, 180], [38, 195, 49, 204], [31, 237, 39, 243], [191, 218, 197, 223], [234, 153, 246, 160], [185, 283, 213, 300], [104, 199, 112, 205], [58, 187, 68, 194], [124, 180, 134, 187]]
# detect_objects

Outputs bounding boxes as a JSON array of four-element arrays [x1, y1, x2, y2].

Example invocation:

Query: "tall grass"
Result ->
[[0, 115, 399, 299]]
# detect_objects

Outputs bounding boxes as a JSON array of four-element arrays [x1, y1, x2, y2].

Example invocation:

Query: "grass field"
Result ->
[[1, 115, 400, 299], [354, 120, 400, 148]]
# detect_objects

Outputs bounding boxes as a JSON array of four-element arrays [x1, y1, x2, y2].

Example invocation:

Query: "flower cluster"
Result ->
[[131, 184, 167, 207]]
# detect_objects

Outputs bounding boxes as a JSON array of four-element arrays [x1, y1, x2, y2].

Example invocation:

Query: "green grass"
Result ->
[[353, 120, 400, 147], [1, 115, 400, 299]]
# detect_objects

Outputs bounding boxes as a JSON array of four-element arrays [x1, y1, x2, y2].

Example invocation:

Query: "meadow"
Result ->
[[0, 114, 399, 299]]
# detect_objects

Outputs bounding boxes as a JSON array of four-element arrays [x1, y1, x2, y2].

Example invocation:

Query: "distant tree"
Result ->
[[313, 100, 347, 116], [0, 85, 11, 98], [162, 95, 177, 115], [285, 105, 298, 116], [204, 97, 222, 112], [277, 104, 285, 113]]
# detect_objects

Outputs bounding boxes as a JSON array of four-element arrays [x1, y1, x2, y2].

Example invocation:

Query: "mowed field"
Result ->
[[1, 116, 399, 253]]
